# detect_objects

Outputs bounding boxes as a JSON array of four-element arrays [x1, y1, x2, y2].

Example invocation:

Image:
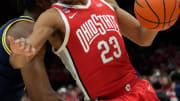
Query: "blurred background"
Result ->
[[1, 0, 180, 101]]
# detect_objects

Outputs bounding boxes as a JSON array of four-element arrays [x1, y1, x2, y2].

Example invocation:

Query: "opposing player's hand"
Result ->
[[8, 36, 36, 56]]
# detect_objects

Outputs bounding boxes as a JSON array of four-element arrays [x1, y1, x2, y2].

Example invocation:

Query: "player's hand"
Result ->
[[8, 36, 36, 56]]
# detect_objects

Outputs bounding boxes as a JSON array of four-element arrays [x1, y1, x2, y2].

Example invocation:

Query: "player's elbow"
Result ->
[[136, 41, 153, 47], [133, 36, 153, 47], [135, 30, 155, 47]]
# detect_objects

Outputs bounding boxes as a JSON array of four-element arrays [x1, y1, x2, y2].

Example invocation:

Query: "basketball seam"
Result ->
[[135, 9, 178, 29], [168, 0, 177, 26], [135, 10, 178, 23], [135, 0, 144, 8], [162, 0, 166, 29], [144, 0, 160, 29]]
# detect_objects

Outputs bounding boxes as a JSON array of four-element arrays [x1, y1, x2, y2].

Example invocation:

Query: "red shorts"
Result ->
[[99, 77, 160, 101]]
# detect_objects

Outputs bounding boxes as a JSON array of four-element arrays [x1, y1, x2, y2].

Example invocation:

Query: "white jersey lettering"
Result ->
[[76, 14, 120, 53]]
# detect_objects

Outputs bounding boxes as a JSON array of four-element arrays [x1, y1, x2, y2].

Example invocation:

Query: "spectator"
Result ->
[[153, 81, 170, 101], [171, 70, 180, 101], [159, 73, 178, 101], [57, 87, 67, 100], [66, 88, 79, 101]]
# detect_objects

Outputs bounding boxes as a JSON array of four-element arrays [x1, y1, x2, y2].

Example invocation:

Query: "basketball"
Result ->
[[134, 0, 179, 31]]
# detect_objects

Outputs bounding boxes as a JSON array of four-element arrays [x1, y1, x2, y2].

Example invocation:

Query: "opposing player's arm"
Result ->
[[105, 0, 159, 46], [21, 46, 62, 101], [9, 8, 64, 68], [6, 20, 62, 101]]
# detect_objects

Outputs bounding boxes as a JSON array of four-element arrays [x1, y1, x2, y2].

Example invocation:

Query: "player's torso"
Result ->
[[52, 0, 137, 99], [0, 16, 34, 80]]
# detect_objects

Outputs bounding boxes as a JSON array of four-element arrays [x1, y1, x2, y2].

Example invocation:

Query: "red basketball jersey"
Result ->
[[52, 0, 137, 100]]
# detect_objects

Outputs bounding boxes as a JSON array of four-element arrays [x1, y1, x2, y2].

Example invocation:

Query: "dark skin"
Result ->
[[8, 0, 159, 64], [21, 46, 62, 101], [8, 0, 163, 100], [6, 0, 62, 101]]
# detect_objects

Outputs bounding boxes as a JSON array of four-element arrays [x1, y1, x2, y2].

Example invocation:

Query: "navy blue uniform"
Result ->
[[0, 16, 34, 101]]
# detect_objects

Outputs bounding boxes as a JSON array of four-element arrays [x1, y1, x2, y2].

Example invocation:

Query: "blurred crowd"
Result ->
[[148, 69, 180, 101], [130, 42, 180, 76], [21, 84, 83, 101], [56, 85, 84, 101], [21, 84, 84, 101], [127, 40, 180, 101]]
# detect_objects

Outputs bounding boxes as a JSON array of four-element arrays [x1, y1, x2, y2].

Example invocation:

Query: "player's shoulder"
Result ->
[[38, 8, 65, 30], [1, 16, 34, 55], [3, 16, 35, 39], [7, 18, 34, 38], [40, 7, 63, 22]]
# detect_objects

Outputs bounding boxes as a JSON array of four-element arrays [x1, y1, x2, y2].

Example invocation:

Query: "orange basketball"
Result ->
[[134, 0, 179, 31]]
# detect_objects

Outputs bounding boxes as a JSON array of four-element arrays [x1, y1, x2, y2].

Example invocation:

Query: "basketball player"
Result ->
[[0, 0, 60, 101], [8, 0, 163, 100]]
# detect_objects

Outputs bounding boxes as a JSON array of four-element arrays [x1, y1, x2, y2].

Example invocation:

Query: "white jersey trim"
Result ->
[[55, 0, 91, 9], [52, 7, 91, 100], [59, 48, 91, 100], [53, 7, 70, 55], [100, 0, 115, 11]]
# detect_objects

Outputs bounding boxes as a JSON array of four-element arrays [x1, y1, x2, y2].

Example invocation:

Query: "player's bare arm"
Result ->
[[27, 8, 64, 51], [105, 0, 159, 46], [8, 8, 65, 68], [21, 46, 62, 101], [6, 20, 62, 101]]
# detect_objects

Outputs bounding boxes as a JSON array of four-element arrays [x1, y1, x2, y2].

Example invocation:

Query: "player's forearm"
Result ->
[[124, 24, 158, 47], [136, 25, 158, 46], [21, 58, 62, 101], [127, 22, 159, 46], [22, 73, 63, 101], [27, 12, 57, 54], [115, 7, 159, 46]]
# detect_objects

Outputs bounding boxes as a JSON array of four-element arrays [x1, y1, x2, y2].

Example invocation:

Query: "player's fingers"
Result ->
[[7, 36, 15, 45], [23, 40, 35, 56], [25, 39, 35, 53], [15, 38, 26, 43], [31, 47, 35, 52], [19, 38, 26, 49], [15, 39, 21, 43], [25, 43, 31, 52], [26, 47, 36, 56], [29, 45, 36, 53], [25, 39, 33, 51], [26, 39, 30, 45]]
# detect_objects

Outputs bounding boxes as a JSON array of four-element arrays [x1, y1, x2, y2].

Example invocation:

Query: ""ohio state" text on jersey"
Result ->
[[76, 14, 120, 53]]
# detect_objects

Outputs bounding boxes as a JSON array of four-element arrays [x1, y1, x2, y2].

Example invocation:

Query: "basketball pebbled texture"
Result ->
[[134, 0, 179, 31]]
